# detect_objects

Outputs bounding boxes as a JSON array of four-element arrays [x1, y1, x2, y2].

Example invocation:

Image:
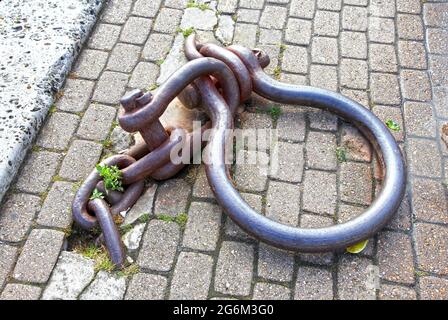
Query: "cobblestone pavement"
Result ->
[[0, 0, 447, 300]]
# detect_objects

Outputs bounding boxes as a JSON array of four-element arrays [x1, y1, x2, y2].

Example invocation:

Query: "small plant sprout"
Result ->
[[138, 213, 150, 224], [176, 26, 195, 38], [336, 147, 347, 163], [385, 119, 400, 132], [273, 66, 282, 80], [96, 164, 124, 192], [186, 0, 211, 10], [90, 188, 104, 200], [269, 106, 282, 121]]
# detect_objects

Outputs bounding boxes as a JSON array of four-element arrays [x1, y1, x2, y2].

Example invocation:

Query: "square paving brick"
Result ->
[[369, 44, 397, 73], [370, 73, 401, 105], [341, 124, 372, 162], [128, 62, 159, 89], [0, 284, 42, 300], [257, 44, 280, 75], [277, 112, 306, 143], [290, 0, 316, 19], [379, 284, 417, 300], [398, 41, 427, 70], [407, 138, 442, 178], [433, 86, 448, 119], [56, 79, 95, 113], [340, 162, 373, 205], [303, 170, 337, 216], [92, 71, 129, 104], [259, 28, 282, 45], [154, 179, 191, 217], [36, 112, 80, 150], [282, 45, 308, 74], [87, 23, 121, 50], [13, 229, 64, 283], [310, 65, 338, 91], [266, 181, 301, 226], [59, 140, 102, 181], [285, 18, 312, 45], [279, 73, 307, 85], [397, 14, 424, 40], [314, 10, 340, 36], [419, 276, 448, 300], [137, 220, 180, 272], [240, 0, 264, 9], [311, 37, 338, 65], [233, 23, 257, 48], [427, 28, 448, 55], [153, 8, 183, 33], [386, 193, 412, 232], [125, 273, 167, 300], [224, 193, 263, 240], [344, 0, 367, 5], [120, 17, 152, 44], [340, 31, 367, 59], [169, 252, 214, 300], [306, 131, 337, 170], [400, 70, 432, 102], [234, 150, 269, 192], [403, 102, 436, 138], [72, 49, 109, 80], [429, 55, 448, 87], [340, 59, 368, 89], [415, 223, 448, 276], [396, 0, 421, 14], [0, 244, 18, 288], [37, 181, 75, 229], [377, 231, 415, 284], [338, 203, 364, 224], [368, 17, 395, 44], [77, 104, 116, 141], [270, 142, 304, 183], [182, 202, 222, 252], [411, 178, 448, 224], [132, 0, 162, 18], [237, 9, 260, 24], [16, 151, 61, 194], [257, 244, 294, 282], [218, 0, 238, 13], [372, 105, 404, 142], [253, 283, 291, 300], [165, 0, 188, 9], [369, 0, 396, 18], [308, 110, 338, 131], [299, 214, 335, 265], [101, 0, 133, 24], [294, 267, 333, 300], [192, 166, 214, 199], [143, 33, 173, 61], [342, 6, 368, 31], [338, 256, 376, 300], [124, 183, 157, 225], [341, 89, 369, 107], [214, 241, 254, 296], [317, 0, 341, 11], [423, 2, 448, 28], [107, 43, 141, 73]]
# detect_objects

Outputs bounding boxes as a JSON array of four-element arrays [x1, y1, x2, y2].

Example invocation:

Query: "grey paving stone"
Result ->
[[154, 179, 191, 217], [308, 110, 338, 131], [407, 138, 442, 178], [42, 252, 95, 300], [400, 70, 432, 102], [398, 41, 427, 70], [234, 150, 269, 192], [266, 181, 301, 226], [257, 44, 280, 75], [427, 28, 448, 55], [338, 256, 376, 300], [341, 88, 369, 107], [423, 2, 448, 28], [303, 170, 337, 216], [433, 86, 448, 119], [80, 271, 126, 300], [153, 8, 183, 34], [125, 273, 167, 300], [369, 0, 395, 18], [169, 252, 214, 300], [13, 229, 64, 283], [92, 71, 129, 104], [107, 43, 141, 73], [16, 151, 61, 194], [340, 59, 368, 89], [120, 17, 152, 44], [295, 267, 333, 300], [279, 73, 308, 85], [379, 284, 417, 300], [0, 284, 42, 300], [317, 0, 341, 11], [403, 102, 436, 138], [77, 104, 116, 141], [341, 124, 372, 162], [88, 23, 121, 50], [233, 23, 258, 48], [0, 194, 40, 242], [137, 220, 180, 272], [396, 0, 421, 14], [72, 49, 109, 80], [411, 178, 448, 224], [253, 283, 291, 300], [101, 0, 133, 24], [377, 231, 415, 285], [192, 166, 213, 199], [36, 112, 80, 150], [415, 223, 448, 276], [369, 44, 397, 73], [387, 193, 412, 232], [181, 7, 218, 30], [369, 17, 395, 44], [370, 73, 401, 105], [56, 79, 95, 112], [342, 6, 368, 31], [59, 140, 102, 181], [372, 105, 404, 142], [0, 244, 17, 288], [344, 0, 367, 5], [183, 202, 222, 252], [224, 193, 263, 240], [313, 10, 340, 36], [340, 31, 367, 59], [240, 0, 264, 9], [340, 162, 372, 205], [311, 37, 338, 65], [122, 223, 146, 251], [290, 0, 316, 19], [132, 0, 163, 18], [37, 181, 75, 229], [429, 55, 448, 87], [237, 8, 260, 23], [238, 109, 273, 133], [270, 142, 304, 183], [285, 18, 312, 45], [299, 214, 335, 265], [397, 14, 424, 40], [216, 14, 235, 45], [124, 183, 157, 225], [259, 28, 282, 45], [214, 241, 254, 296], [337, 203, 364, 224], [419, 276, 448, 300], [310, 65, 338, 91], [277, 112, 306, 143], [143, 33, 173, 62], [128, 62, 159, 89], [218, 0, 238, 13], [257, 244, 294, 282], [282, 45, 308, 74]]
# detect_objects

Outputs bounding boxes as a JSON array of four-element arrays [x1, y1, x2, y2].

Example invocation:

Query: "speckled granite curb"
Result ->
[[0, 0, 105, 202]]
